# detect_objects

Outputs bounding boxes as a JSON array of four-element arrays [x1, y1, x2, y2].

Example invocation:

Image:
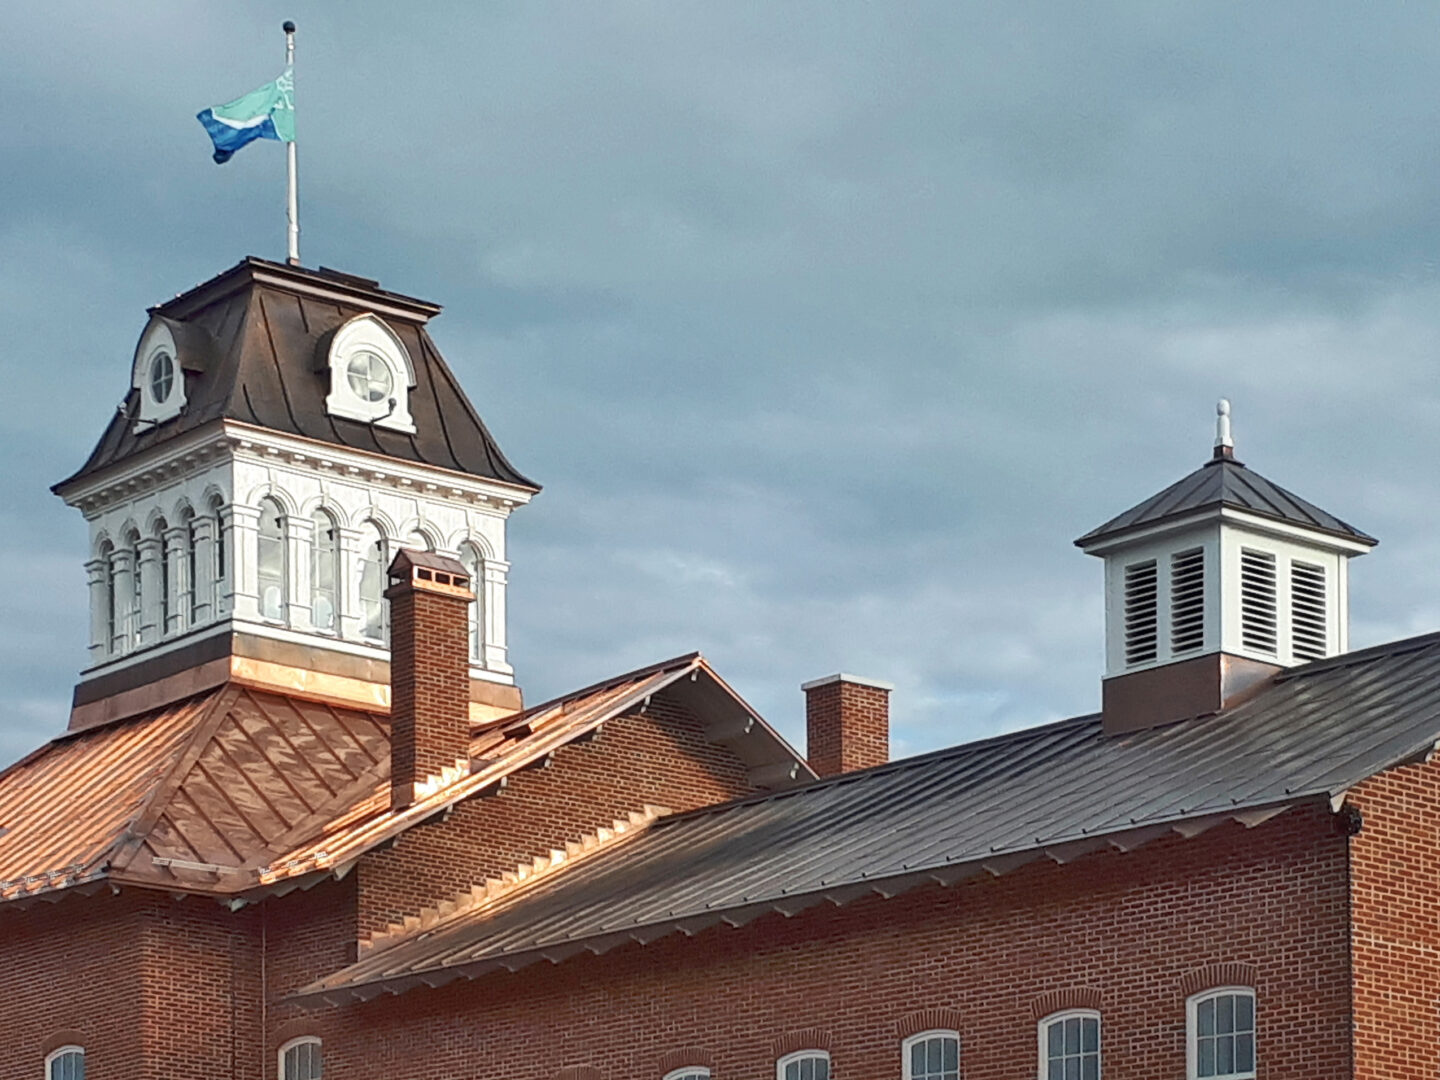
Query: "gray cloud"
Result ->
[[5, 2, 1440, 766]]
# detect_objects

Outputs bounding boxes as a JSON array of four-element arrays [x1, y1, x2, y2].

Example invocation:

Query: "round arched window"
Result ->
[[150, 351, 175, 403], [346, 351, 393, 403]]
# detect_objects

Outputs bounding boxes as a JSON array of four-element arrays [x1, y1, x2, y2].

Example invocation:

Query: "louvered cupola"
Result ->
[[1075, 401, 1376, 734]]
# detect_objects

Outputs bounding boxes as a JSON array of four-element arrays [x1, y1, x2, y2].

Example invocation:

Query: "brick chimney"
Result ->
[[802, 673, 892, 777], [386, 549, 474, 810]]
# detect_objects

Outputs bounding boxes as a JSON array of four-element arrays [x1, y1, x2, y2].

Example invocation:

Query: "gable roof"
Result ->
[[1075, 454, 1375, 549], [0, 654, 808, 905], [54, 257, 536, 493], [297, 630, 1440, 1004]]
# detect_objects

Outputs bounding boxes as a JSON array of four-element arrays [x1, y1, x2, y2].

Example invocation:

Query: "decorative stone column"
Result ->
[[228, 503, 262, 623], [286, 512, 315, 631], [85, 555, 110, 664], [134, 535, 164, 647], [163, 523, 189, 636], [213, 505, 238, 619], [336, 525, 365, 643], [482, 557, 512, 675], [189, 516, 216, 627], [110, 546, 136, 653]]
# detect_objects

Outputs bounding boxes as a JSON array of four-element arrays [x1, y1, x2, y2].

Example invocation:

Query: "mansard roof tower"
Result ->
[[1075, 401, 1375, 733], [52, 257, 539, 732]]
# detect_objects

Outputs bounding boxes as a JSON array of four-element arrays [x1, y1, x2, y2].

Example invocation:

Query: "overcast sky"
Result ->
[[5, 2, 1440, 768]]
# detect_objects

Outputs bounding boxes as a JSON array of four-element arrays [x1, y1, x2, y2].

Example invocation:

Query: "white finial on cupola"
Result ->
[[1214, 398, 1234, 460]]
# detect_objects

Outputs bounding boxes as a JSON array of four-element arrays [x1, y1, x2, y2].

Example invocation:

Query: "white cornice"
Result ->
[[57, 420, 536, 516], [1079, 507, 1371, 558]]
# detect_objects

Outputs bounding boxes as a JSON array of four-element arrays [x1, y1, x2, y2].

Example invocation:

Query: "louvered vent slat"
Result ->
[[1124, 559, 1159, 666], [1292, 560, 1328, 661], [1170, 547, 1205, 654], [1240, 548, 1278, 655]]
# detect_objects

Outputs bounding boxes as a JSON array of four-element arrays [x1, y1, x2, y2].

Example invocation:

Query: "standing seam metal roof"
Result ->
[[1075, 455, 1375, 547], [299, 630, 1440, 1002]]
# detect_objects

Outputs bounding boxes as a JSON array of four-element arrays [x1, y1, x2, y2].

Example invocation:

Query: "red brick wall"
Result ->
[[326, 802, 1350, 1079], [387, 580, 471, 807], [0, 892, 146, 1080], [804, 679, 889, 777], [356, 693, 752, 938], [1348, 754, 1440, 1079]]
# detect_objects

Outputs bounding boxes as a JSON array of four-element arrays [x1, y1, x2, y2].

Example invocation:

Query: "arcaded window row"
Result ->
[[92, 499, 488, 662]]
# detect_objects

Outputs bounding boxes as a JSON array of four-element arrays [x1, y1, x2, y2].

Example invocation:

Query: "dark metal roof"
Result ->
[[1075, 454, 1375, 548], [54, 257, 536, 493], [300, 630, 1440, 1003]]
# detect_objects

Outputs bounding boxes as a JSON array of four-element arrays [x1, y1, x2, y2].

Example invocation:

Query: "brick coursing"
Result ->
[[804, 680, 889, 777], [1348, 753, 1440, 1080]]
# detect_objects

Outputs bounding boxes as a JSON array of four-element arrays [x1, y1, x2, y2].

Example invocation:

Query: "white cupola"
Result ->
[[1075, 402, 1375, 732]]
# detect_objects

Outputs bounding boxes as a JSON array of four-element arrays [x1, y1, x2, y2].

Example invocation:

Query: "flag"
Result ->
[[196, 69, 294, 164]]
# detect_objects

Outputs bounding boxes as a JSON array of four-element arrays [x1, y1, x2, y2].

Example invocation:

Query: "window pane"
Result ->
[[1198, 1039, 1215, 1078], [1236, 993, 1254, 1032], [941, 1036, 957, 1070], [785, 1063, 798, 1080], [1065, 1017, 1080, 1054], [1198, 998, 1215, 1036], [1217, 1034, 1234, 1075], [1064, 1058, 1080, 1080], [1235, 1032, 1254, 1072], [1217, 993, 1234, 1034], [814, 1059, 829, 1080], [1082, 1018, 1099, 1053], [1081, 1056, 1097, 1080], [1048, 1021, 1064, 1057], [1048, 1062, 1064, 1080], [911, 1043, 925, 1076]]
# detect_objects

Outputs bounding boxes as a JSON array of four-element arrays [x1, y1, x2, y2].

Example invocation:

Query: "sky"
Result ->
[[6, 2, 1440, 768]]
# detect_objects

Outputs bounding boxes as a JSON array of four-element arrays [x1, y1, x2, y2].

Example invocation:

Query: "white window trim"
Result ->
[[1036, 1009, 1101, 1080], [1186, 986, 1255, 1080], [776, 1049, 830, 1079], [323, 313, 417, 433], [131, 317, 185, 428], [45, 1046, 85, 1080], [662, 1069, 710, 1080], [902, 1029, 961, 1080], [278, 1035, 322, 1080]]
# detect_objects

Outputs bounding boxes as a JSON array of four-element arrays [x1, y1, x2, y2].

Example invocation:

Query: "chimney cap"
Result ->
[[800, 672, 895, 692], [385, 548, 474, 597]]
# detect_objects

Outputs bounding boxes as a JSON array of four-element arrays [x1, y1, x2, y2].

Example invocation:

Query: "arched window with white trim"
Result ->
[[311, 509, 340, 633], [1039, 1010, 1100, 1080], [903, 1029, 959, 1080], [1187, 987, 1255, 1080], [257, 498, 287, 623], [122, 527, 141, 647], [279, 1036, 322, 1080], [178, 507, 196, 628], [45, 1046, 85, 1080], [357, 521, 388, 642], [458, 542, 484, 663], [777, 1050, 829, 1080], [208, 495, 228, 613], [153, 516, 171, 635], [99, 540, 116, 653], [663, 1070, 709, 1080]]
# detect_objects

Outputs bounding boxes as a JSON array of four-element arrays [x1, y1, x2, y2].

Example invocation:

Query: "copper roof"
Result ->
[[54, 257, 536, 493], [0, 654, 807, 905]]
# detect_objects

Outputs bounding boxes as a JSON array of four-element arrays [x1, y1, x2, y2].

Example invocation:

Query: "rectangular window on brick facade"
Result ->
[[1188, 988, 1254, 1080]]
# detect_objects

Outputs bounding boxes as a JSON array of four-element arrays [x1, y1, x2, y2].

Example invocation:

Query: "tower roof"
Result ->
[[54, 257, 537, 493], [1075, 454, 1376, 550]]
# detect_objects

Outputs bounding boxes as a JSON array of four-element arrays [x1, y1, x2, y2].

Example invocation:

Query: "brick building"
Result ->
[[2, 259, 1438, 1080]]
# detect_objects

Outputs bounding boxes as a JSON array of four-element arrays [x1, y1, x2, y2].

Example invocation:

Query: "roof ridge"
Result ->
[[356, 804, 669, 959], [654, 711, 1103, 830], [1274, 628, 1440, 680], [509, 652, 702, 722]]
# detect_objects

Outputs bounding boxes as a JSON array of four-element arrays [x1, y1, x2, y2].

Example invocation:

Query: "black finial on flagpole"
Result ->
[[283, 20, 296, 33]]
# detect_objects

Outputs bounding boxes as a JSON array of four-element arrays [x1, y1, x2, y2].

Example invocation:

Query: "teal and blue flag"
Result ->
[[197, 70, 294, 164]]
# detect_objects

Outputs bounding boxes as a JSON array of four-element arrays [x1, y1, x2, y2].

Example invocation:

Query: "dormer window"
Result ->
[[131, 317, 187, 429], [323, 314, 416, 432]]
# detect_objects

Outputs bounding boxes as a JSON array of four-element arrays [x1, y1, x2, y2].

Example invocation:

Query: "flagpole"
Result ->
[[284, 20, 300, 266]]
